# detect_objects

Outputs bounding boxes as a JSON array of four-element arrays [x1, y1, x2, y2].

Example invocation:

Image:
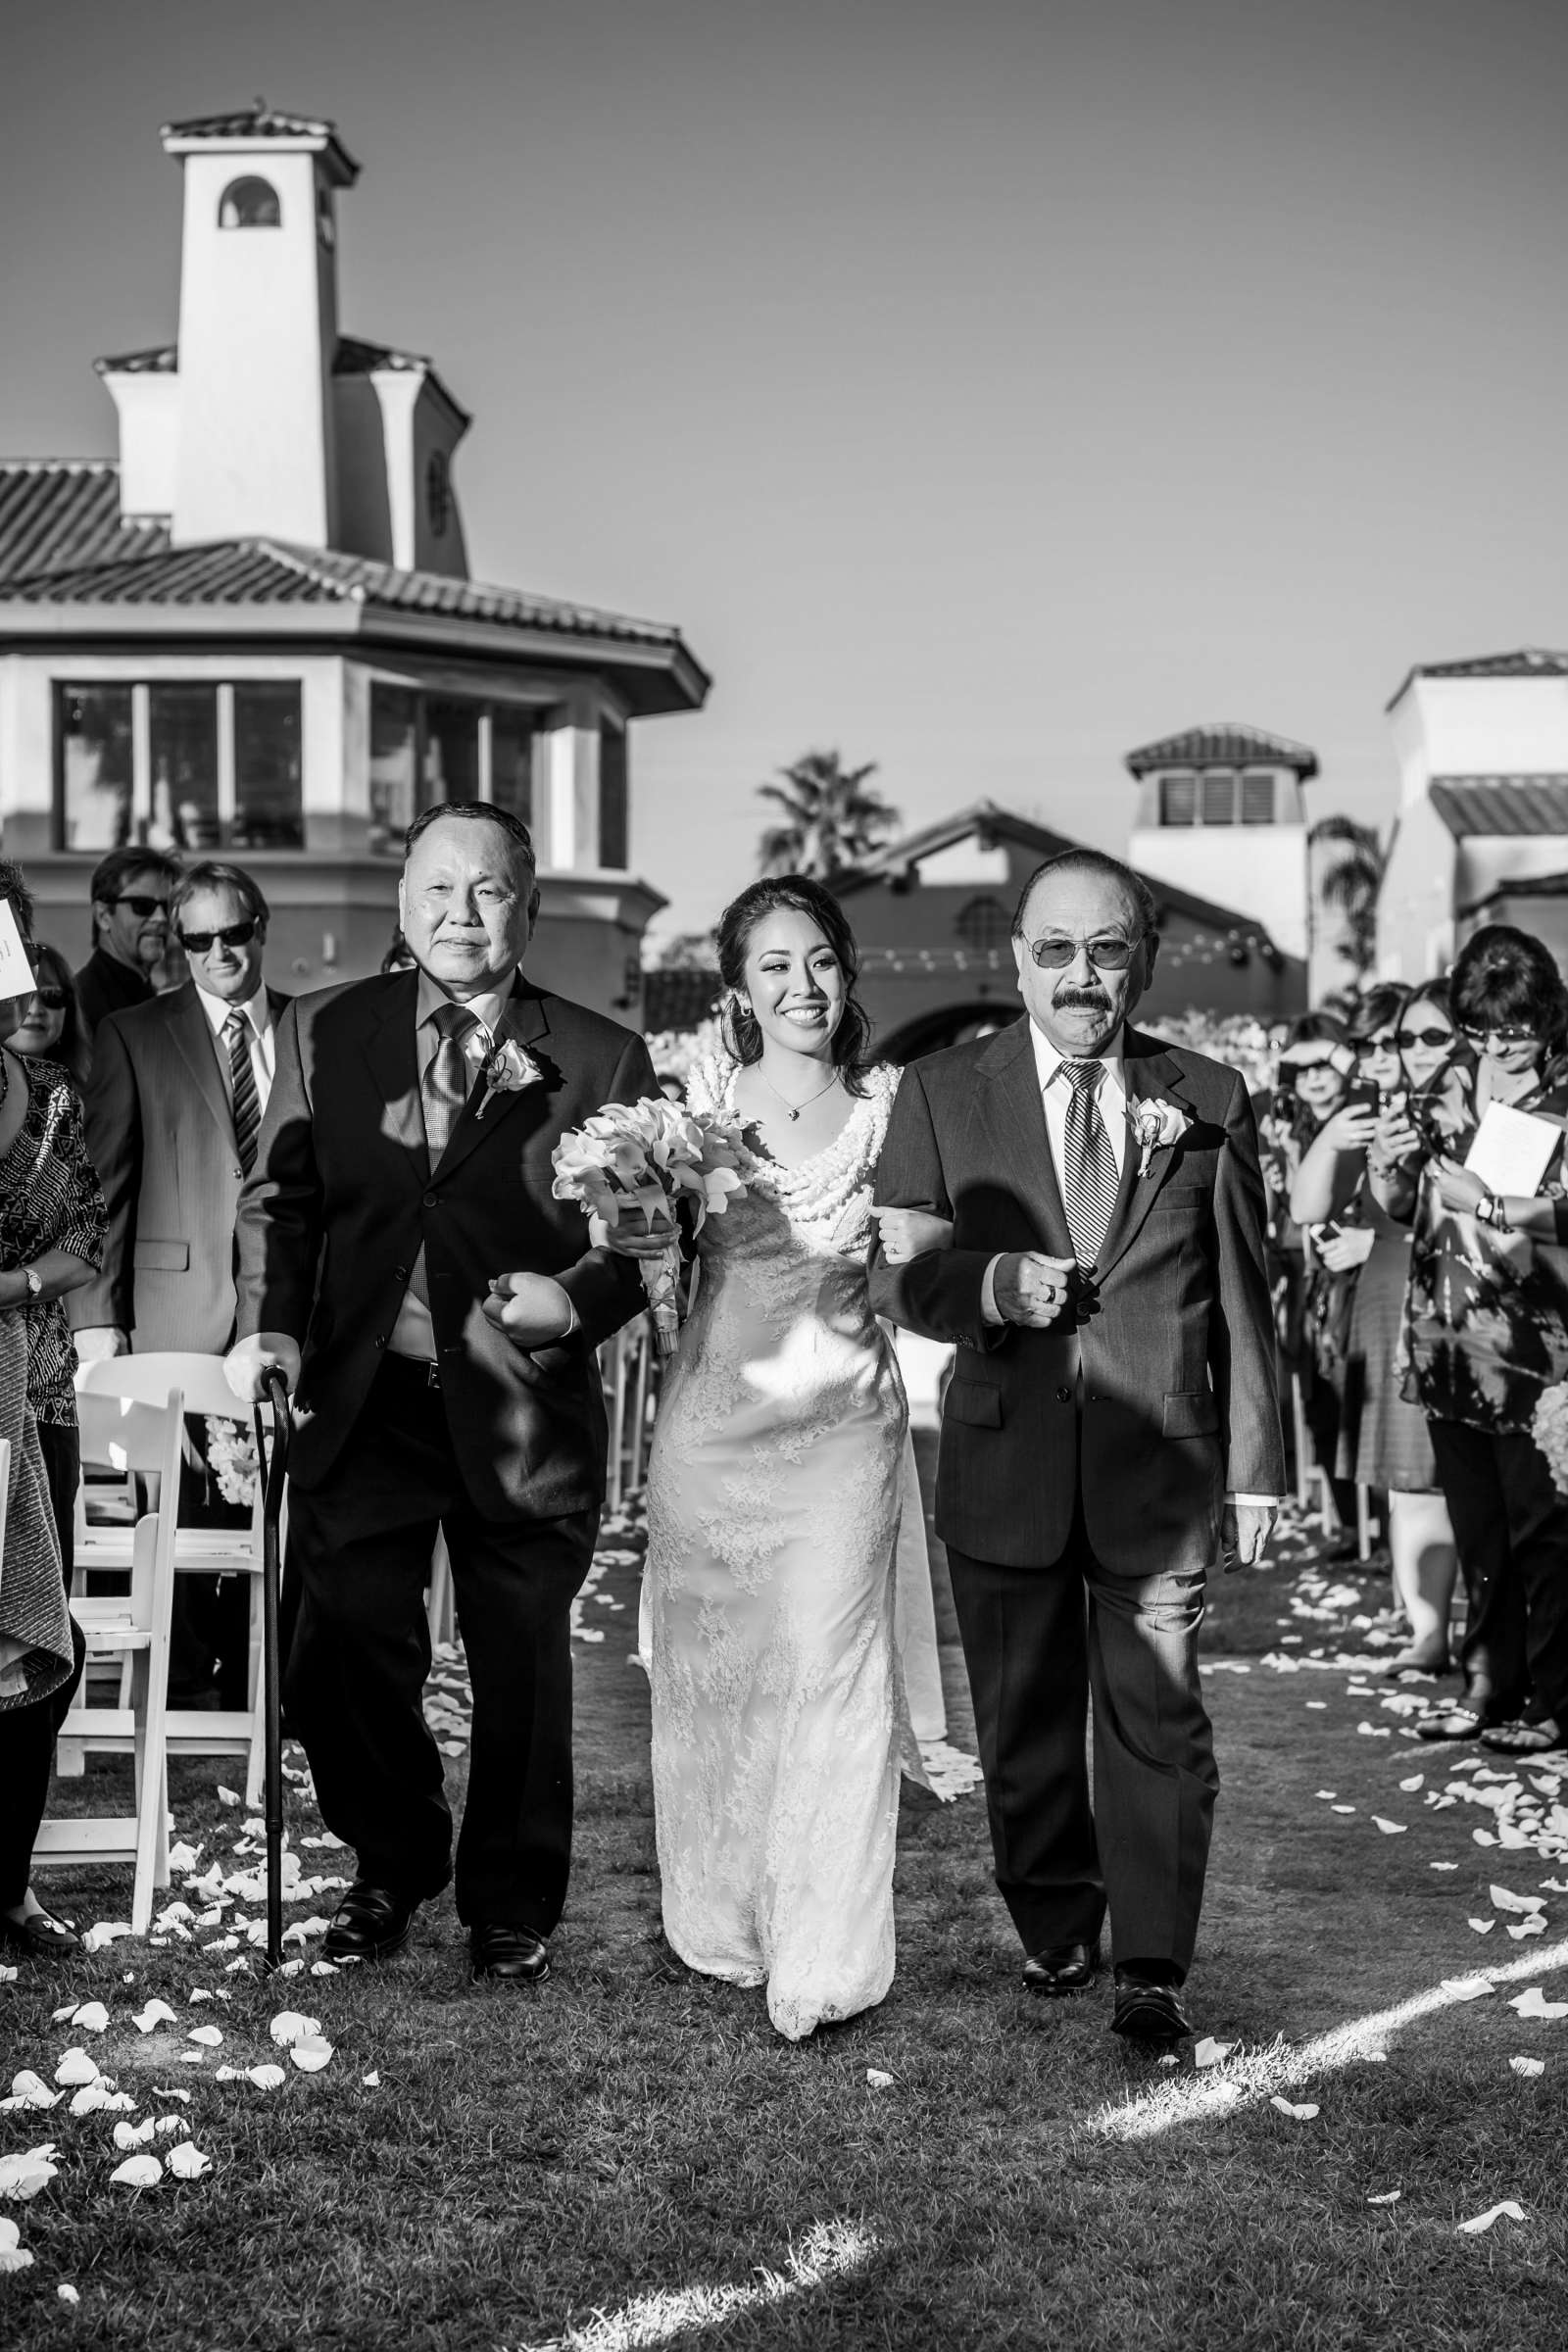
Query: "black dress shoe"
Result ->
[[0, 1905, 83, 1959], [1022, 1941, 1101, 1997], [469, 1923, 551, 1984], [1110, 1970, 1193, 2045], [321, 1881, 420, 1964]]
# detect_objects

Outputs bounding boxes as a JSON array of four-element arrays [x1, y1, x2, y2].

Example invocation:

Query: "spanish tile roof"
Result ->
[[1461, 870, 1568, 915], [1387, 648, 1568, 708], [1123, 723, 1318, 780], [0, 462, 168, 577], [1430, 778, 1568, 839], [160, 104, 359, 182], [93, 345, 176, 376]]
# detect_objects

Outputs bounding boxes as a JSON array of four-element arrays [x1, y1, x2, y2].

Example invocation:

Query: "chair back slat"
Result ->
[[77, 1351, 252, 1423], [76, 1389, 186, 1478]]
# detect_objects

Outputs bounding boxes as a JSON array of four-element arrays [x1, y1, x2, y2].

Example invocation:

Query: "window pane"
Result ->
[[233, 683, 304, 850], [1201, 770, 1236, 826], [490, 707, 536, 831], [1241, 771, 1276, 824], [58, 685, 134, 852], [423, 697, 480, 806], [955, 895, 1009, 953], [1159, 774, 1197, 826], [369, 685, 417, 855], [149, 686, 220, 851], [599, 724, 628, 869]]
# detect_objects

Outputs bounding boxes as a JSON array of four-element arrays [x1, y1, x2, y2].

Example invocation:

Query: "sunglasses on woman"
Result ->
[[1397, 1026, 1451, 1050], [27, 988, 69, 1011], [1351, 1036, 1399, 1058], [176, 918, 261, 954], [1459, 1022, 1541, 1047]]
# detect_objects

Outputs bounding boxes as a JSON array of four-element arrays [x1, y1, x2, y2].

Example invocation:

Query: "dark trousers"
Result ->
[[169, 1425, 253, 1707], [947, 1504, 1217, 1976], [1, 1618, 84, 1909], [34, 1422, 78, 1590], [1429, 1417, 1568, 1723], [283, 1354, 597, 1935]]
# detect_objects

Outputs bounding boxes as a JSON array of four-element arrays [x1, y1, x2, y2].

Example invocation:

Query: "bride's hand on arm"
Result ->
[[589, 1204, 679, 1262], [870, 1206, 955, 1265]]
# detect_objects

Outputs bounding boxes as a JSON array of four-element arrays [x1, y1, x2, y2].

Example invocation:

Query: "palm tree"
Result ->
[[757, 750, 901, 879], [1309, 815, 1387, 976]]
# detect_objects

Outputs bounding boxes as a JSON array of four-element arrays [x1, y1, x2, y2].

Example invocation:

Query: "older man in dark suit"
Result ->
[[72, 858, 288, 1700], [870, 848, 1284, 2045], [226, 803, 656, 1985]]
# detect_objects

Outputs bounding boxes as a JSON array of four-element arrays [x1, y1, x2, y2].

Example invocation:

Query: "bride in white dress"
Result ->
[[608, 877, 947, 2040]]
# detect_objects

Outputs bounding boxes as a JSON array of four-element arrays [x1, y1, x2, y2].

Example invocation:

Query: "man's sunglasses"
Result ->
[[1460, 1022, 1541, 1047], [176, 918, 261, 955], [1027, 933, 1144, 971], [112, 894, 170, 919], [1397, 1026, 1452, 1050]]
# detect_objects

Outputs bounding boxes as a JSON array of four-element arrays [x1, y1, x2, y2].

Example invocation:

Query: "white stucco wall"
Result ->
[[103, 375, 181, 519], [1376, 800, 1457, 979], [1129, 824, 1308, 956], [1389, 673, 1568, 808]]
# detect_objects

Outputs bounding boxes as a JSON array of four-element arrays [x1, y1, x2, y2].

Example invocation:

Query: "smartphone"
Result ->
[[1346, 1079, 1379, 1113]]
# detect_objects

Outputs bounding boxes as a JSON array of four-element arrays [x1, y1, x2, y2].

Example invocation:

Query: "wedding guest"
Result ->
[[1292, 984, 1457, 1672], [1260, 1010, 1357, 1536], [0, 861, 107, 1958], [8, 945, 91, 1090], [74, 848, 180, 1043], [1373, 928, 1568, 1754]]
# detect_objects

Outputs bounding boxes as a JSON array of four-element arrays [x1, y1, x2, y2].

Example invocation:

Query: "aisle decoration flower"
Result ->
[[1531, 1381, 1568, 1495], [552, 1099, 749, 1357], [204, 1419, 259, 1508]]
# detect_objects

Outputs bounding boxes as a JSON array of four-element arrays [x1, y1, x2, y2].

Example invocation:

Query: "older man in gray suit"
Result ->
[[72, 859, 287, 1699], [869, 848, 1284, 2046]]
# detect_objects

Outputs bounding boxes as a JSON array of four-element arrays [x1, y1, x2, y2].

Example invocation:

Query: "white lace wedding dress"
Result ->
[[643, 1053, 926, 2039]]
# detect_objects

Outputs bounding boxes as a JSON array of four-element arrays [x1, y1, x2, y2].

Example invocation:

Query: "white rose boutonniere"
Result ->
[[1131, 1096, 1192, 1178], [474, 1037, 545, 1119]]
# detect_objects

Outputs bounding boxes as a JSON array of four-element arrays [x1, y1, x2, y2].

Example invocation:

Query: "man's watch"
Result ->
[[21, 1266, 42, 1300]]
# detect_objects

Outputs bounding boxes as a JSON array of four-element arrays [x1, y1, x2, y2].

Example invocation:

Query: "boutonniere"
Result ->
[[1131, 1096, 1192, 1178], [474, 1037, 545, 1119]]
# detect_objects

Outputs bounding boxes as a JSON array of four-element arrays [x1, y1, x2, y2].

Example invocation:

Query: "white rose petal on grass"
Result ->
[[1372, 1818, 1407, 1836], [1457, 2199, 1526, 2235], [1367, 2189, 1402, 2205], [187, 2026, 222, 2047], [1468, 1919, 1496, 1935], [7, 2072, 59, 2110], [1314, 1790, 1338, 1800], [362, 2071, 380, 2087], [1508, 1987, 1568, 2020], [268, 2010, 322, 2047], [1194, 2038, 1237, 2069], [154, 2116, 190, 2138], [151, 2087, 191, 2103], [1331, 1805, 1356, 1815], [0, 1966, 16, 1984], [1431, 1862, 1460, 1872], [864, 2069, 895, 2089], [172, 2050, 208, 2067], [58, 2283, 79, 2304], [110, 2154, 163, 2188], [1474, 1830, 1498, 1846], [1399, 1775, 1424, 1792], [0, 2218, 33, 2274], [1441, 1978, 1494, 2002], [166, 2142, 211, 2180], [53, 2050, 100, 2087], [80, 1921, 133, 1952], [70, 2000, 109, 2033], [0, 2147, 58, 2200], [1509, 1919, 1548, 1939], [1492, 1886, 1546, 1914], [68, 2085, 122, 2117], [246, 2064, 286, 2090], [1270, 2096, 1320, 2119], [133, 2000, 178, 2034], [1511, 2056, 1546, 2078], [288, 2037, 333, 2074], [216, 1786, 240, 1807], [113, 2120, 156, 2150]]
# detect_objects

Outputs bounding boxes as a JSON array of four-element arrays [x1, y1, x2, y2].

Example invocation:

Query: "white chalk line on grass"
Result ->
[[1092, 1938, 1568, 2143], [517, 2219, 874, 2352]]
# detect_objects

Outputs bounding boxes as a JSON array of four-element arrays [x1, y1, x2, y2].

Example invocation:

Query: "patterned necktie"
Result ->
[[421, 1001, 480, 1167], [224, 1009, 261, 1176], [1058, 1060, 1118, 1268]]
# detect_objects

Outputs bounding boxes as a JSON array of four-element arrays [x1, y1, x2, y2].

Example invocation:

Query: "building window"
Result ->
[[218, 176, 282, 229], [149, 686, 220, 850], [233, 684, 304, 849], [58, 686, 134, 852], [426, 452, 451, 537], [1241, 769, 1277, 824], [369, 686, 417, 854], [490, 708, 536, 832], [423, 698, 480, 806], [1201, 769, 1237, 825], [955, 895, 1009, 954], [1159, 772, 1197, 826], [599, 723, 629, 870]]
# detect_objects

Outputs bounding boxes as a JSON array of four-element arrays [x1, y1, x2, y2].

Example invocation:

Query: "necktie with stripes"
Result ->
[[224, 1008, 261, 1176], [409, 1003, 481, 1314], [1058, 1060, 1118, 1268]]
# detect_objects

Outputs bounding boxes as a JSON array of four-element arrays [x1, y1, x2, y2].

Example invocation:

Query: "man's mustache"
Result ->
[[1053, 989, 1111, 1011]]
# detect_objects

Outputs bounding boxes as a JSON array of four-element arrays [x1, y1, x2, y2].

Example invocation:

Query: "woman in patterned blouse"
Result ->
[[0, 858, 109, 1961]]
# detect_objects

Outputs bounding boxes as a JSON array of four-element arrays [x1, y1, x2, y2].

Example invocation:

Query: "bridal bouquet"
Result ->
[[552, 1098, 749, 1357], [1533, 1382, 1568, 1496]]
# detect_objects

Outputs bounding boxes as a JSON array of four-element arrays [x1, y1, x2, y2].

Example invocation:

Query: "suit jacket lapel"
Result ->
[[167, 986, 234, 1148], [979, 1020, 1075, 1260], [1094, 1029, 1194, 1282], [431, 979, 554, 1182], [364, 972, 429, 1184]]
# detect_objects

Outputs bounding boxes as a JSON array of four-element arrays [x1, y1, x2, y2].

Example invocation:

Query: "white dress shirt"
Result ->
[[979, 1018, 1275, 1508], [194, 982, 275, 1117]]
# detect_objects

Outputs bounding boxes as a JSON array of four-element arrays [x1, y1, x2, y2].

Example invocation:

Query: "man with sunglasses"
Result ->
[[870, 848, 1283, 2048], [74, 848, 181, 1043], [71, 860, 288, 1702]]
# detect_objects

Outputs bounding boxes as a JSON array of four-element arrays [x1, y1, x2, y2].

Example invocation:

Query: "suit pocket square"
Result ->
[[132, 1239, 191, 1273], [944, 1380, 1004, 1429], [1162, 1390, 1219, 1439]]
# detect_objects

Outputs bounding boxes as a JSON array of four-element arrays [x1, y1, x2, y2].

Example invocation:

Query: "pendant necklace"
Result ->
[[758, 1064, 840, 1123]]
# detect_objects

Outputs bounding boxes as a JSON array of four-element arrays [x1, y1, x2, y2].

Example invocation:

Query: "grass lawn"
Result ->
[[4, 1458, 1566, 2349]]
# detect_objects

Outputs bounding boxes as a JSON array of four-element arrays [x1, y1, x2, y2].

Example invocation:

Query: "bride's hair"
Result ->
[[715, 875, 875, 1096]]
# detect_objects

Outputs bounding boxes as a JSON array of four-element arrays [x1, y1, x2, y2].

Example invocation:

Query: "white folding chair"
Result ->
[[72, 1352, 281, 1807], [34, 1382, 181, 1934]]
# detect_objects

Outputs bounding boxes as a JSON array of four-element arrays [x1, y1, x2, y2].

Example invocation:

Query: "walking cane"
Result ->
[[252, 1369, 292, 1974]]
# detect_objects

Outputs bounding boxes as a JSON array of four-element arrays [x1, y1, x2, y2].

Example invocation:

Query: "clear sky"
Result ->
[[4, 0, 1567, 937]]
